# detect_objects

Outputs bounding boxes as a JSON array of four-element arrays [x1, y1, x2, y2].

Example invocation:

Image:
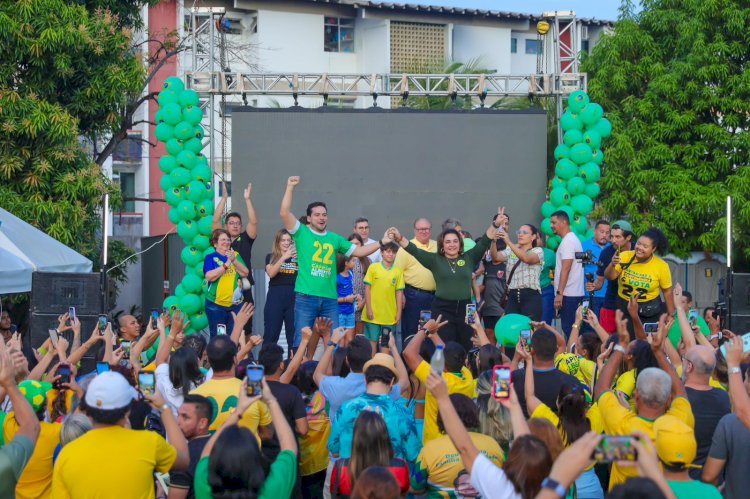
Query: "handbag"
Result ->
[[500, 258, 523, 308], [638, 299, 662, 317]]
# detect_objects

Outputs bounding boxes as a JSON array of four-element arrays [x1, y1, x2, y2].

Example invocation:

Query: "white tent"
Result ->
[[0, 208, 93, 294]]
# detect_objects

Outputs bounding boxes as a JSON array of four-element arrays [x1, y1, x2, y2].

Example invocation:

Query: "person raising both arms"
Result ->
[[279, 176, 389, 352]]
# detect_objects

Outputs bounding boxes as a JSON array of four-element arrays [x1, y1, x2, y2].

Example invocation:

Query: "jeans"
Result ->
[[431, 297, 475, 351], [294, 293, 339, 348], [402, 285, 435, 343], [204, 300, 243, 338], [263, 285, 295, 351], [560, 295, 584, 339], [541, 285, 555, 324]]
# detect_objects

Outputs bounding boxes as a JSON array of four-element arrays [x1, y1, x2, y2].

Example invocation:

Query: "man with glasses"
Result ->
[[213, 182, 258, 333], [354, 217, 381, 262], [394, 218, 437, 341], [592, 220, 634, 333]]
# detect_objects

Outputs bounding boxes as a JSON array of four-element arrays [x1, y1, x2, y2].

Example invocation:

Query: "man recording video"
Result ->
[[580, 220, 610, 327]]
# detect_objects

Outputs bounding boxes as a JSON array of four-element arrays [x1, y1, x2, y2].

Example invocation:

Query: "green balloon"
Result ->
[[179, 293, 202, 315], [590, 149, 604, 166], [580, 163, 601, 184], [174, 121, 195, 141], [558, 205, 575, 221], [165, 187, 186, 207], [181, 246, 203, 267], [183, 138, 204, 154], [192, 164, 212, 183], [158, 90, 179, 106], [178, 220, 199, 241], [593, 118, 612, 139], [563, 129, 584, 147], [177, 150, 197, 169], [163, 76, 185, 93], [570, 143, 593, 165], [159, 155, 178, 174], [550, 187, 571, 207], [541, 217, 553, 236], [186, 180, 209, 203], [583, 129, 602, 150], [159, 174, 174, 191], [168, 207, 181, 224], [194, 126, 205, 141], [494, 313, 531, 347], [541, 201, 555, 218], [570, 195, 594, 215], [580, 103, 604, 126], [179, 89, 200, 108], [584, 183, 600, 199], [198, 217, 214, 236], [585, 228, 595, 240], [554, 144, 570, 161], [155, 122, 174, 142], [175, 284, 186, 298], [178, 200, 196, 220], [183, 105, 203, 125], [550, 176, 567, 190], [190, 311, 209, 331], [170, 167, 192, 187], [560, 112, 583, 132], [163, 296, 179, 315], [555, 158, 578, 180], [189, 263, 205, 278], [181, 273, 203, 294], [547, 234, 561, 250], [567, 90, 590, 114], [161, 103, 183, 126], [572, 214, 589, 234], [196, 200, 215, 218], [155, 110, 164, 124], [567, 176, 586, 196], [192, 234, 211, 251], [166, 138, 184, 156]]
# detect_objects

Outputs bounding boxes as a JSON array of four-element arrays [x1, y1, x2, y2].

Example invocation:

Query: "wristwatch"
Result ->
[[729, 367, 741, 375], [613, 344, 626, 354], [541, 477, 566, 497], [327, 340, 337, 347]]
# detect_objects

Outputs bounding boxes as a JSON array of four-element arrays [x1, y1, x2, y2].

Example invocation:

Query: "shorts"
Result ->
[[483, 315, 500, 330], [338, 313, 356, 329], [599, 307, 616, 333], [363, 322, 394, 342]]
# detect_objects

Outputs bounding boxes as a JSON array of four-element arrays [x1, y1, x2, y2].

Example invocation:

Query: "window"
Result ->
[[113, 132, 142, 163], [324, 17, 354, 53], [511, 38, 517, 53], [525, 38, 542, 55], [581, 40, 590, 53], [113, 171, 135, 212], [326, 97, 356, 109]]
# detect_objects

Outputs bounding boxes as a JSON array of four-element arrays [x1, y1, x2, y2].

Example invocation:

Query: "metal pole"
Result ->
[[727, 196, 732, 329], [102, 193, 110, 314]]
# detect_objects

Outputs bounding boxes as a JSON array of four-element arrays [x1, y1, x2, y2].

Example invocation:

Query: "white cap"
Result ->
[[84, 371, 138, 410]]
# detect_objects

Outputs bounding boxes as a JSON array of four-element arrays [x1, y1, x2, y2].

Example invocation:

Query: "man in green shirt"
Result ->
[[279, 176, 389, 350]]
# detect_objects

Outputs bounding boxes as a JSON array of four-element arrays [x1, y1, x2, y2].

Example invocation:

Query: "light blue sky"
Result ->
[[411, 1, 622, 21]]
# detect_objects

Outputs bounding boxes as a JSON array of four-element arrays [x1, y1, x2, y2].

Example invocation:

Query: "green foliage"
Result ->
[[582, 0, 750, 257]]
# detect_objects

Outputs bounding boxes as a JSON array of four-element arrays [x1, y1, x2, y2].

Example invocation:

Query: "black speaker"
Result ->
[[729, 314, 750, 334], [30, 272, 102, 315], [731, 273, 750, 315]]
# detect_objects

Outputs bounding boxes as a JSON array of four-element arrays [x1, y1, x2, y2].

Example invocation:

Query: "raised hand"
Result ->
[[287, 176, 300, 188], [243, 183, 252, 199]]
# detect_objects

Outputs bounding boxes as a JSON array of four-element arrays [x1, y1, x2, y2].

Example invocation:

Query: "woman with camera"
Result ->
[[494, 223, 545, 321]]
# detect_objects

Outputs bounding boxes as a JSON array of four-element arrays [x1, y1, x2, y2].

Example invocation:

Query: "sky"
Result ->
[[411, 1, 622, 22]]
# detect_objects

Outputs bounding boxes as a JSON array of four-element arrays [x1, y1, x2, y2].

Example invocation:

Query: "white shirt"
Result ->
[[554, 231, 584, 297], [470, 453, 522, 499], [155, 363, 198, 416], [365, 237, 382, 262]]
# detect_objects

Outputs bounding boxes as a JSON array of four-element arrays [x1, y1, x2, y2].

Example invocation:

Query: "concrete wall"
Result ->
[[452, 25, 512, 74]]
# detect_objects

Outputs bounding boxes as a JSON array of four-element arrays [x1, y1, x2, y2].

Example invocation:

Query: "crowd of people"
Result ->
[[1, 175, 747, 499]]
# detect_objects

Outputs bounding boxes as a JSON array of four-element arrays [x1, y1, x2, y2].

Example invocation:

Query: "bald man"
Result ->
[[117, 315, 141, 342], [683, 345, 730, 477]]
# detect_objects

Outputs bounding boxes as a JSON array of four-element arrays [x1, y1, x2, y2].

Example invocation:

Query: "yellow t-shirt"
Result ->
[[190, 377, 272, 434], [362, 262, 405, 325], [2, 416, 60, 499], [393, 238, 437, 291], [530, 402, 604, 471], [299, 391, 331, 476], [51, 425, 176, 499], [555, 353, 597, 390], [412, 432, 504, 497], [615, 251, 672, 302], [597, 391, 694, 489], [615, 369, 637, 412], [415, 360, 475, 443]]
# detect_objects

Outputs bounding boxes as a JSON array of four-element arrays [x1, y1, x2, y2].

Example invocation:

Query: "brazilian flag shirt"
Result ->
[[291, 221, 354, 299], [203, 251, 246, 307]]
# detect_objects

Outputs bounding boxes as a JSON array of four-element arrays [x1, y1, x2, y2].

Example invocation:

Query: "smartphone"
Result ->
[[582, 300, 590, 317], [520, 329, 531, 351], [643, 323, 659, 334], [492, 365, 511, 401], [98, 314, 108, 334], [120, 341, 131, 357], [56, 364, 71, 388], [68, 306, 76, 322], [688, 310, 698, 328], [419, 310, 431, 330], [466, 303, 477, 325], [720, 332, 750, 357], [96, 361, 110, 374], [138, 372, 156, 396], [380, 327, 392, 348], [592, 435, 638, 462], [217, 324, 227, 336], [246, 364, 264, 397], [151, 309, 160, 323], [48, 329, 59, 347]]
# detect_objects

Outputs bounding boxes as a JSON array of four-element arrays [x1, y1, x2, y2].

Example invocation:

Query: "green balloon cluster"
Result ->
[[157, 76, 210, 335], [540, 91, 611, 249]]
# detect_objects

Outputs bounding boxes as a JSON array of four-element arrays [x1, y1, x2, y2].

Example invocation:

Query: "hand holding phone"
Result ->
[[138, 372, 156, 396], [466, 304, 477, 325], [418, 310, 431, 330], [492, 365, 511, 401], [56, 364, 72, 389], [246, 365, 264, 397], [380, 327, 392, 348], [520, 329, 531, 351], [592, 435, 638, 462], [96, 361, 110, 374], [217, 324, 227, 336], [643, 323, 659, 334], [688, 310, 698, 328], [582, 300, 590, 318], [151, 309, 160, 323], [68, 307, 77, 322], [98, 315, 108, 334]]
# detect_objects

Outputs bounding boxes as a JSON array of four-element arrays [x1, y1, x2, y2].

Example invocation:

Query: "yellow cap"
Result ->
[[654, 415, 698, 467]]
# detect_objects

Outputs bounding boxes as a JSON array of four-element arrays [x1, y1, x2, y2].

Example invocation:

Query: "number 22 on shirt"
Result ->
[[312, 241, 335, 265]]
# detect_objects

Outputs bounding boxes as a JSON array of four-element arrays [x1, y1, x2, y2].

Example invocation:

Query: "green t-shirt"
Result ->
[[540, 248, 556, 289], [405, 235, 491, 301], [667, 479, 722, 499], [193, 449, 297, 499], [291, 222, 354, 299], [0, 435, 34, 498]]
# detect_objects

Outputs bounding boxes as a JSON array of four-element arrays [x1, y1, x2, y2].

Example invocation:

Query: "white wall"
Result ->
[[452, 25, 512, 74], [510, 31, 540, 75]]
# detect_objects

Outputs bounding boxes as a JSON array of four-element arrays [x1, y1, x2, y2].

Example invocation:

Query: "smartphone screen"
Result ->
[[419, 310, 431, 330], [56, 364, 71, 388], [48, 329, 59, 347], [68, 307, 76, 322], [466, 304, 477, 325], [98, 315, 108, 333], [592, 436, 638, 462], [520, 329, 531, 351], [217, 324, 227, 336], [380, 327, 391, 347], [96, 361, 110, 374], [492, 365, 511, 401], [246, 365, 264, 397], [643, 322, 659, 334], [151, 309, 160, 323], [582, 300, 590, 317], [120, 341, 131, 356], [688, 310, 698, 327], [138, 372, 155, 395]]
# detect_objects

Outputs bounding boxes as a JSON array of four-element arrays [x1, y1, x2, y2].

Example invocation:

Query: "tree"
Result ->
[[582, 0, 750, 258]]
